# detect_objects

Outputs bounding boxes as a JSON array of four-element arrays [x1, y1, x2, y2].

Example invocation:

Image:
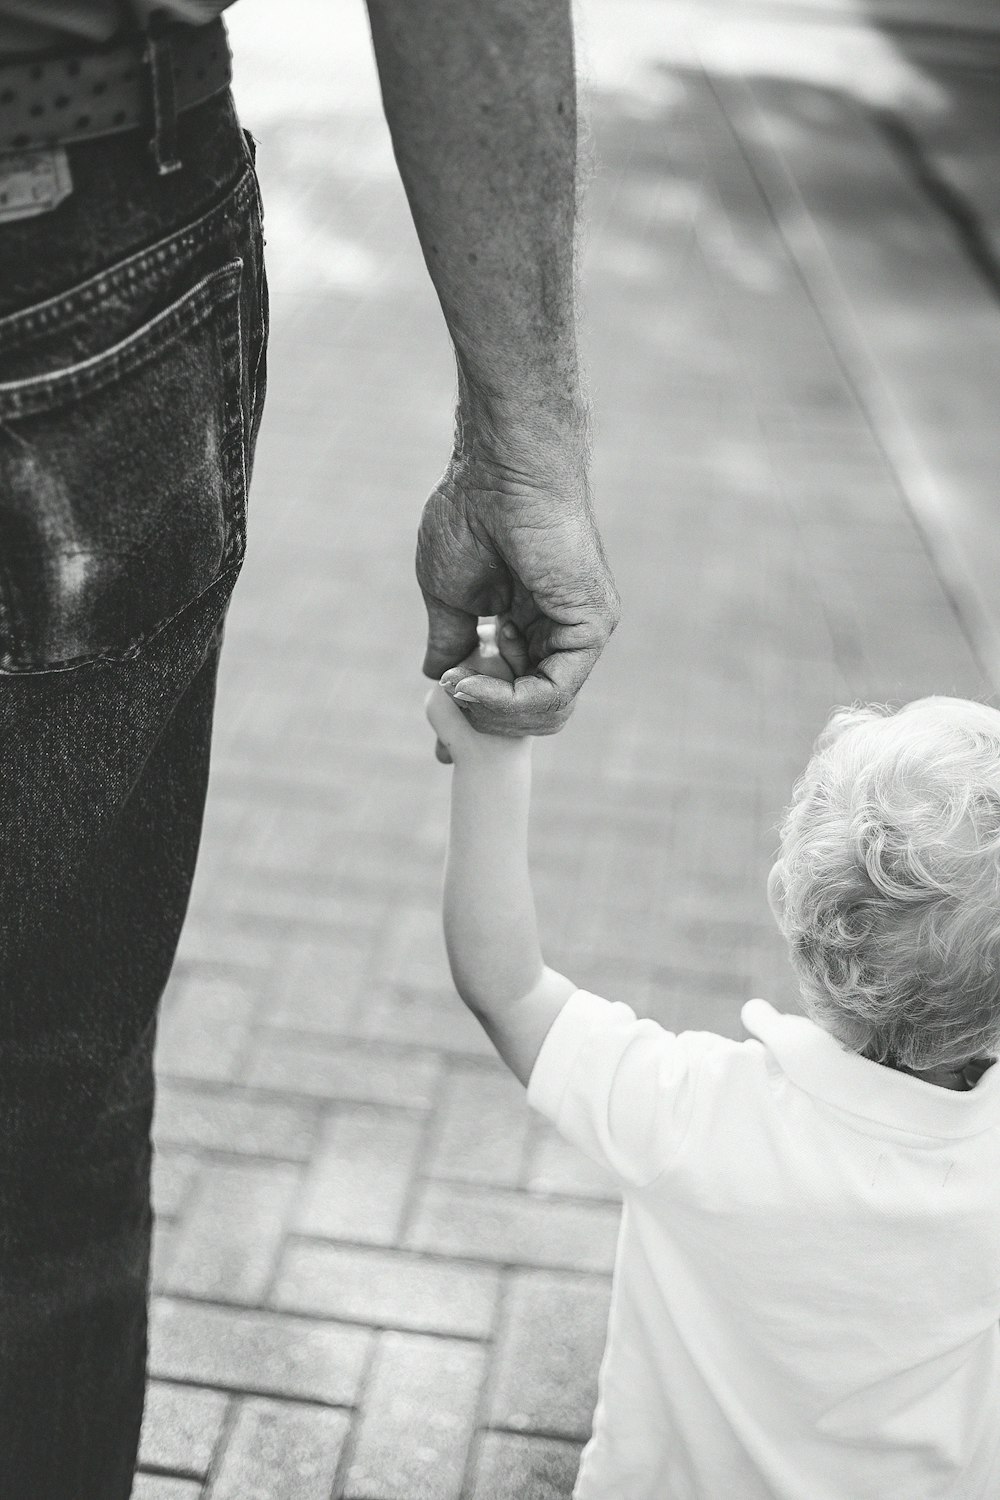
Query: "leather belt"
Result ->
[[0, 18, 232, 159]]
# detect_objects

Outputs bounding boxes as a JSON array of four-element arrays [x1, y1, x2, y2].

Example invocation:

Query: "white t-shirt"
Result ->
[[527, 991, 1000, 1500]]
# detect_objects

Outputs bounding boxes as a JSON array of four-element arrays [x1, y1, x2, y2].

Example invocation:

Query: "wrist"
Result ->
[[455, 370, 591, 469], [451, 735, 533, 785]]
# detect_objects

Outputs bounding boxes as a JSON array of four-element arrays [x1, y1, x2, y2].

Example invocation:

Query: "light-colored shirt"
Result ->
[[527, 989, 1000, 1500], [0, 2, 234, 57]]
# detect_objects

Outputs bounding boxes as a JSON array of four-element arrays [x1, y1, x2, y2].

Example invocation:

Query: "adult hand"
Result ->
[[424, 620, 532, 764], [417, 438, 621, 763]]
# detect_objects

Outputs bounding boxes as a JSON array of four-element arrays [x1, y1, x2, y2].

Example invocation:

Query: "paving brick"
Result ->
[[342, 1332, 486, 1500], [139, 1381, 230, 1477], [470, 1433, 583, 1500], [350, 984, 494, 1057], [249, 804, 363, 875], [206, 1397, 350, 1500], [405, 1183, 620, 1273], [150, 5, 1000, 1490], [246, 1034, 442, 1107], [426, 1065, 532, 1187], [524, 1128, 620, 1200], [489, 1270, 611, 1439], [641, 969, 756, 1042], [373, 904, 452, 990], [262, 936, 371, 1033], [152, 1147, 201, 1220], [210, 879, 386, 933], [292, 1105, 425, 1243], [132, 1477, 204, 1500], [161, 1161, 300, 1302], [154, 1081, 318, 1161], [151, 1220, 179, 1293], [271, 1241, 499, 1338], [174, 920, 278, 972], [155, 976, 256, 1083], [150, 1298, 370, 1406], [329, 837, 439, 899]]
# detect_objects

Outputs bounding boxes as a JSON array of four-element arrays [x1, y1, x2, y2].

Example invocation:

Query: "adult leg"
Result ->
[[0, 608, 226, 1498], [0, 85, 267, 1499]]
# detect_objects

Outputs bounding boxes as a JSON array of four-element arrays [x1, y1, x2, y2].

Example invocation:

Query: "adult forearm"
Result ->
[[364, 0, 587, 436], [443, 754, 544, 1013]]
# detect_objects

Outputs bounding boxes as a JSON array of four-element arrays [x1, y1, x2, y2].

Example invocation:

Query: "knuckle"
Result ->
[[605, 586, 623, 632], [538, 701, 573, 735]]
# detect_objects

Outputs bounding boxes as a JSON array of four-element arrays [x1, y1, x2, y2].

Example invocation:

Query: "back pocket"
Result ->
[[0, 259, 247, 673]]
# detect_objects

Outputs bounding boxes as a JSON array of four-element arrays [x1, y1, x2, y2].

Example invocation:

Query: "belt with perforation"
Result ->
[[0, 17, 231, 157]]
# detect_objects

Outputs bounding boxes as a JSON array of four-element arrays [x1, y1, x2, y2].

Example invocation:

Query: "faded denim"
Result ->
[[0, 91, 267, 1498]]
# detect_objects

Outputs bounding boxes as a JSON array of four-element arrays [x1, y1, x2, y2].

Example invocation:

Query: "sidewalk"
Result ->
[[136, 4, 1000, 1497]]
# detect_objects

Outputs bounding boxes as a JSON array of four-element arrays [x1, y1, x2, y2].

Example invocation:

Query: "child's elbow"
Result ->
[[446, 957, 513, 1023], [450, 971, 497, 1021]]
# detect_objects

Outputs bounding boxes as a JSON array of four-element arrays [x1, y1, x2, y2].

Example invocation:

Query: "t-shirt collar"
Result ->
[[741, 998, 1000, 1139]]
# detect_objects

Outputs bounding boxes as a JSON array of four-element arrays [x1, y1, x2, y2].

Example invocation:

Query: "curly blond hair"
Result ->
[[769, 697, 1000, 1070]]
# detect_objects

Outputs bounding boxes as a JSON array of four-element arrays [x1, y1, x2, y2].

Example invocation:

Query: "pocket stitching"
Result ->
[[0, 170, 256, 350], [0, 559, 245, 677], [0, 260, 243, 418], [0, 260, 249, 673]]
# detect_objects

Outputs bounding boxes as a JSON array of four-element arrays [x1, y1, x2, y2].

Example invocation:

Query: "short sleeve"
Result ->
[[527, 988, 710, 1188]]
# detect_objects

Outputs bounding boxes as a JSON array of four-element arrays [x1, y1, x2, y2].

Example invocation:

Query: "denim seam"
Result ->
[[228, 260, 249, 564], [245, 146, 267, 416], [249, 221, 266, 419], [0, 169, 255, 349], [0, 558, 244, 677], [0, 260, 242, 417], [0, 544, 17, 652], [249, 266, 266, 418]]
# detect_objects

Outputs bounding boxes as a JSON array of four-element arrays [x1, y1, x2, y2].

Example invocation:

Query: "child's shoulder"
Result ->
[[568, 987, 767, 1088]]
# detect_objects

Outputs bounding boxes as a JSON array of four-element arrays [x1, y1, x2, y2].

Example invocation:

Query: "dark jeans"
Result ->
[[0, 90, 268, 1498]]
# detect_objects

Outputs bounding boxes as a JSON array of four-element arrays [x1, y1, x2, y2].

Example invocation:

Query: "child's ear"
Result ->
[[766, 862, 785, 925]]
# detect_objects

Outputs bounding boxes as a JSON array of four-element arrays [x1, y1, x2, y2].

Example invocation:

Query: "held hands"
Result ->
[[417, 433, 620, 751], [425, 617, 533, 765]]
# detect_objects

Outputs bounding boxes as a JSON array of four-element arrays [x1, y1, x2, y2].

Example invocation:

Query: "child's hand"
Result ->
[[427, 617, 532, 765]]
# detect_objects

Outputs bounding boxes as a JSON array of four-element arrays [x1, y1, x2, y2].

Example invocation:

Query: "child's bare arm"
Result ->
[[427, 624, 577, 1085]]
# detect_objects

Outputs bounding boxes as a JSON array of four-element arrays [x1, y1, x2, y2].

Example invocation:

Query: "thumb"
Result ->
[[421, 596, 480, 680]]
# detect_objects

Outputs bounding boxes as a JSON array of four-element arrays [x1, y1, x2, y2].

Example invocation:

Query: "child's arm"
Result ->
[[426, 625, 577, 1086]]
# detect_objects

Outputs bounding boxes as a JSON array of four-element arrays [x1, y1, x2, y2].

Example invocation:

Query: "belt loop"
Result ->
[[144, 16, 182, 175]]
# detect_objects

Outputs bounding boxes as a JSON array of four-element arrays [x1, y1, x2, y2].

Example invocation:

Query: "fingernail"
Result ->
[[453, 692, 478, 703], [502, 623, 517, 639]]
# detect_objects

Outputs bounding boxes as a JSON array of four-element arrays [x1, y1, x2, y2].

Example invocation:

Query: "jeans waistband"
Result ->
[[0, 90, 254, 319], [0, 18, 231, 172]]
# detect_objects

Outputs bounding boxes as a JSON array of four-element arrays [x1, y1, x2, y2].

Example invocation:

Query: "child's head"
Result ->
[[769, 696, 1000, 1070]]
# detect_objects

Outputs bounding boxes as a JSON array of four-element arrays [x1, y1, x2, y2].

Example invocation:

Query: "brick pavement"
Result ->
[[137, 3, 1000, 1496]]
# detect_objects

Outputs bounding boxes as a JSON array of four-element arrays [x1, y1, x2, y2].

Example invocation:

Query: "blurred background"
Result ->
[[139, 2, 1000, 1497]]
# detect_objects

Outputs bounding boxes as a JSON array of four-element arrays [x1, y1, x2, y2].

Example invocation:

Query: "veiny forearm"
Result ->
[[443, 754, 544, 1013], [364, 0, 587, 435]]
